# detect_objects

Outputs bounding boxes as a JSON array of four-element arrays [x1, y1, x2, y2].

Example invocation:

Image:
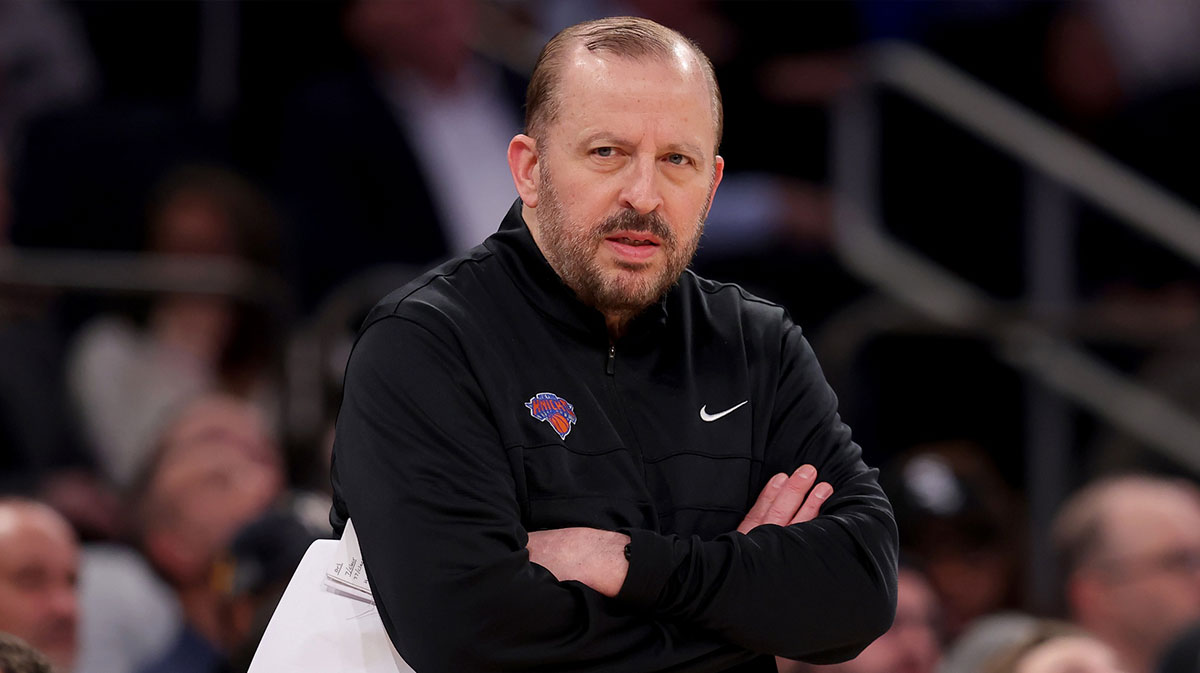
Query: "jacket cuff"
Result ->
[[614, 528, 675, 612]]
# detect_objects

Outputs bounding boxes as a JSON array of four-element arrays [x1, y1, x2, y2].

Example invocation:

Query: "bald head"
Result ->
[[524, 16, 723, 152], [132, 395, 283, 587], [1052, 475, 1200, 673], [0, 500, 79, 672], [1053, 475, 1200, 578]]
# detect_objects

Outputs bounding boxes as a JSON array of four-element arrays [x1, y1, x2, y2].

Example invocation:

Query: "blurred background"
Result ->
[[1, 1, 1198, 672]]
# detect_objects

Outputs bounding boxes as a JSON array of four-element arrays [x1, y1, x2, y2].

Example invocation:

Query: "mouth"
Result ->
[[604, 230, 662, 246], [603, 231, 662, 262]]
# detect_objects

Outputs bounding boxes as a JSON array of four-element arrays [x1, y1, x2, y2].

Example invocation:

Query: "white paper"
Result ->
[[247, 539, 414, 673], [325, 519, 374, 603]]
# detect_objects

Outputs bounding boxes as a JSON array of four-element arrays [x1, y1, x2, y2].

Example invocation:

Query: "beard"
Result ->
[[535, 167, 709, 321]]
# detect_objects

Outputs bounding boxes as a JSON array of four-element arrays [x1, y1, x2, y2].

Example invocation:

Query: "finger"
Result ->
[[789, 481, 833, 525], [763, 465, 817, 527], [737, 472, 788, 534]]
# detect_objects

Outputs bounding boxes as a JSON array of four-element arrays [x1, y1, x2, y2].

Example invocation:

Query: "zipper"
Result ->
[[602, 342, 649, 486]]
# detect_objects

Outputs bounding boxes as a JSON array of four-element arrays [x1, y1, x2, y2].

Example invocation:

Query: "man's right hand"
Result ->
[[737, 465, 833, 534]]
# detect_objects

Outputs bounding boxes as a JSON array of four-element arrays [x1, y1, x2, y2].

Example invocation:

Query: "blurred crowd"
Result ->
[[0, 1, 1198, 672]]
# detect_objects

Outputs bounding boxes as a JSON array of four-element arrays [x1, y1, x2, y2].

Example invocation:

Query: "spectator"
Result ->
[[75, 394, 286, 673], [125, 394, 285, 673], [0, 633, 54, 673], [885, 442, 1026, 640], [212, 503, 330, 672], [0, 499, 79, 672], [778, 563, 942, 673], [277, 0, 524, 308], [67, 165, 282, 489], [1052, 475, 1200, 673]]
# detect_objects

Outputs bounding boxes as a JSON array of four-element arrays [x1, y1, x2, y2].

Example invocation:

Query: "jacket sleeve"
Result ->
[[331, 316, 756, 673], [614, 321, 899, 663]]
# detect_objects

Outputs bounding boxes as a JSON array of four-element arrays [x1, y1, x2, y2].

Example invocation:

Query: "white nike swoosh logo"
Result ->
[[699, 401, 749, 422]]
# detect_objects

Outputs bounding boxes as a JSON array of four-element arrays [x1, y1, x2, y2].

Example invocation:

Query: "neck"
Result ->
[[605, 313, 633, 340]]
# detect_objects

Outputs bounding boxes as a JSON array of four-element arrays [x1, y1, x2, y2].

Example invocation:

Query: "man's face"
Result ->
[[0, 505, 79, 671], [1092, 488, 1200, 656], [530, 46, 722, 318], [150, 439, 283, 585]]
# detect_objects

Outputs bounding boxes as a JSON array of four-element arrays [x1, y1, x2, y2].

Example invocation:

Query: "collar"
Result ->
[[484, 199, 670, 343]]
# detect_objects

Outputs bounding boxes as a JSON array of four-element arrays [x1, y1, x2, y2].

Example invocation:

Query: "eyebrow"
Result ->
[[578, 132, 706, 159]]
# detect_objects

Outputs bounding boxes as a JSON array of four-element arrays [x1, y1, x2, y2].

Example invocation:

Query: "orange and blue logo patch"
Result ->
[[525, 392, 577, 440]]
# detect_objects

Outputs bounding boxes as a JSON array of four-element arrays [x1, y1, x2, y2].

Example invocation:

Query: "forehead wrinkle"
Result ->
[[559, 69, 714, 155], [578, 130, 634, 148], [667, 141, 705, 158]]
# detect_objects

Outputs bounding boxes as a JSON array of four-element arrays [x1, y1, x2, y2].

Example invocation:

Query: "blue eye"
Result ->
[[667, 153, 689, 165], [593, 147, 614, 157]]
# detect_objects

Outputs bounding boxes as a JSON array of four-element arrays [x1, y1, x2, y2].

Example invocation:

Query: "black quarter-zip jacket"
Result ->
[[330, 200, 898, 673]]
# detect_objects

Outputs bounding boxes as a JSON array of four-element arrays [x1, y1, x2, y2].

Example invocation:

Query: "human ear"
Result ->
[[508, 134, 541, 207], [710, 155, 725, 201]]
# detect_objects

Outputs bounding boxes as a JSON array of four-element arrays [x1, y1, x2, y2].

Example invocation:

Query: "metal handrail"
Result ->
[[0, 248, 291, 308], [871, 41, 1200, 265], [836, 40, 1200, 464], [833, 41, 1200, 611]]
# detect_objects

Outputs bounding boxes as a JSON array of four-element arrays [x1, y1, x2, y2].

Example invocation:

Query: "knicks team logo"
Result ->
[[525, 392, 577, 440]]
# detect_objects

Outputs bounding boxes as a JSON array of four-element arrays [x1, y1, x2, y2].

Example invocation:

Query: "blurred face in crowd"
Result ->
[[823, 568, 942, 673], [144, 397, 284, 586], [511, 44, 723, 326], [1074, 484, 1200, 670], [151, 191, 238, 257], [1015, 636, 1125, 673], [0, 502, 79, 671]]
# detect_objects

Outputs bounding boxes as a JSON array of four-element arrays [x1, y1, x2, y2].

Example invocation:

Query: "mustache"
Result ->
[[596, 209, 675, 246]]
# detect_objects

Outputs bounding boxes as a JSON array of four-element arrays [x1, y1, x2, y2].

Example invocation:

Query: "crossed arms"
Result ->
[[332, 316, 898, 673], [526, 465, 834, 598]]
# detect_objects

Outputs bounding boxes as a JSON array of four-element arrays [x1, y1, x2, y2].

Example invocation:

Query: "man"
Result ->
[[126, 394, 284, 673], [1052, 475, 1200, 673], [278, 0, 524, 307], [0, 499, 79, 672], [331, 16, 897, 672]]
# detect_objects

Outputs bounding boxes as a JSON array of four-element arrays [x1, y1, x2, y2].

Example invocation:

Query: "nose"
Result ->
[[619, 155, 663, 215]]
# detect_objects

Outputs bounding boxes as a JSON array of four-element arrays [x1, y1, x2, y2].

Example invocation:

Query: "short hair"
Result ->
[[0, 633, 53, 673], [524, 16, 723, 153]]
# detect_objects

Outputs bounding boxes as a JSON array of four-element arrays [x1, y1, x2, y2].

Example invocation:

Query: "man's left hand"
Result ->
[[526, 527, 630, 598]]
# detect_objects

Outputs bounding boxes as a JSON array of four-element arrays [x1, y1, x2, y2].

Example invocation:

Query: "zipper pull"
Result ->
[[606, 344, 616, 375]]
